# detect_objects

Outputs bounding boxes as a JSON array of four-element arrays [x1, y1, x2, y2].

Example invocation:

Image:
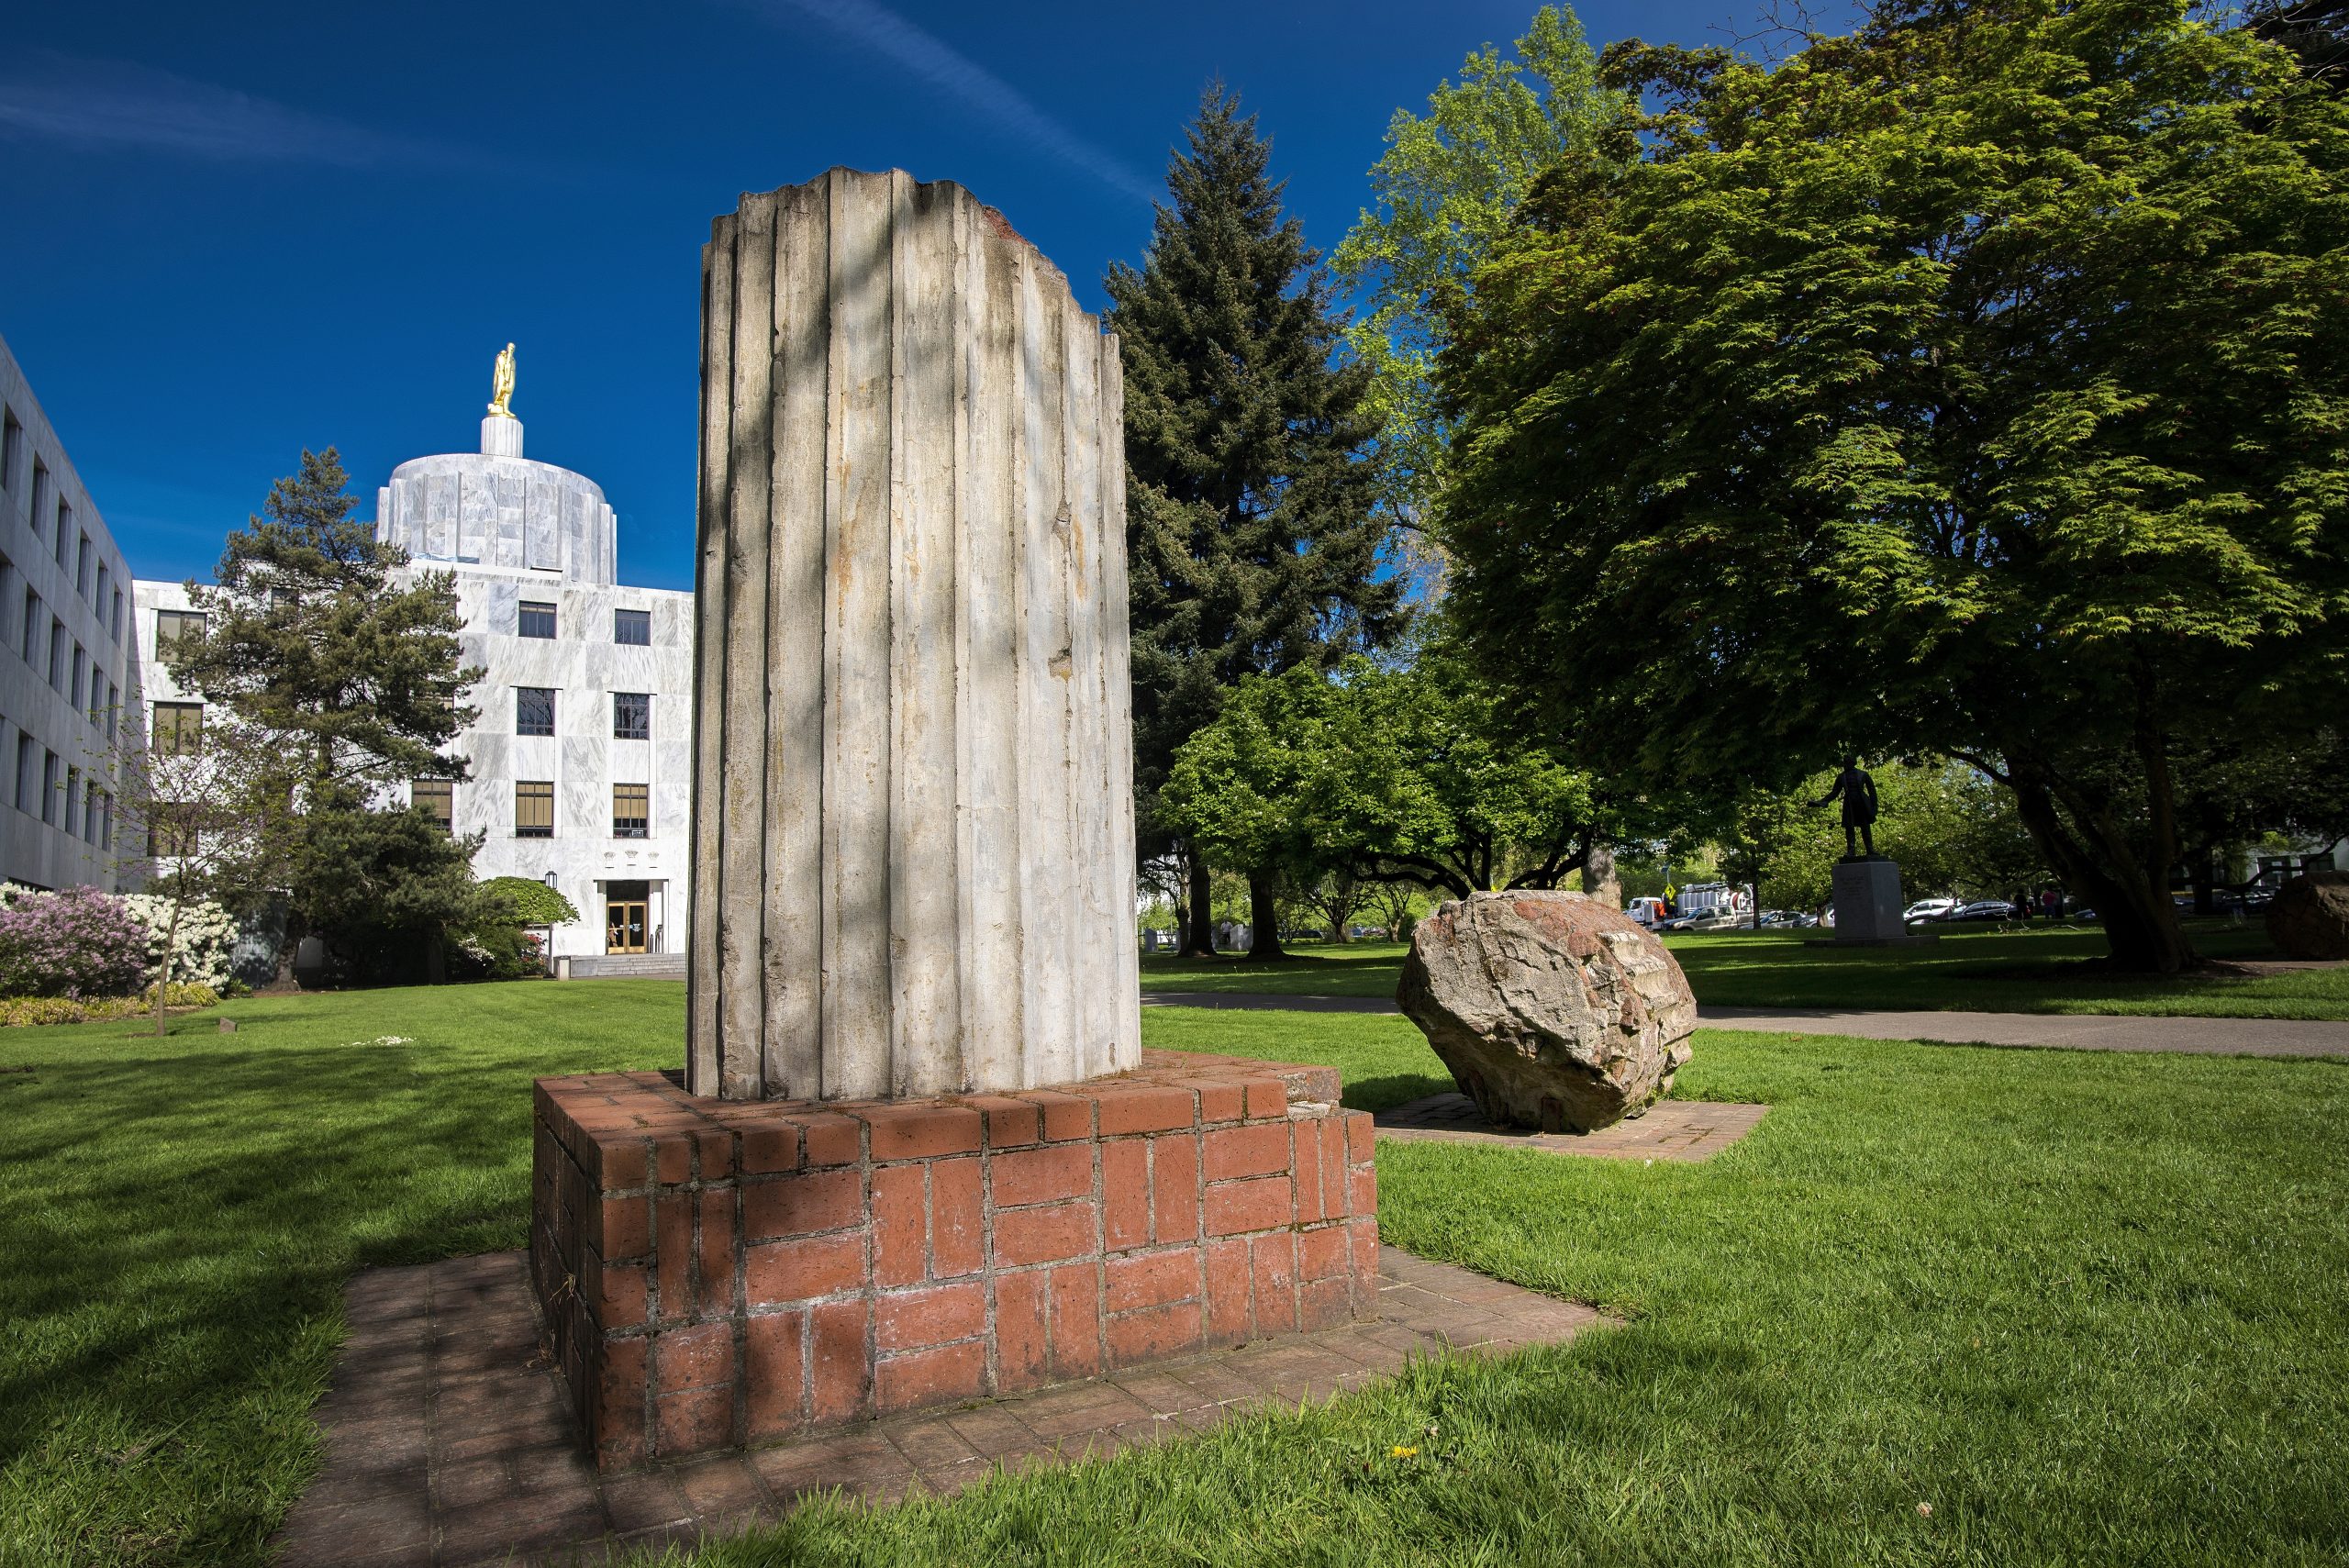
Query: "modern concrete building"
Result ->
[[0, 334, 134, 892], [136, 401, 693, 962]]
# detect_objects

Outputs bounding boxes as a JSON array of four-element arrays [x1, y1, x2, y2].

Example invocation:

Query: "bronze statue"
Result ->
[[1815, 757, 1880, 860], [487, 342, 517, 418]]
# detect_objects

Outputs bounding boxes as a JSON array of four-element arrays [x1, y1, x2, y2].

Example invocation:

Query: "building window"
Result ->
[[155, 609, 207, 661], [76, 535, 92, 599], [47, 618, 64, 691], [70, 646, 84, 711], [517, 686, 556, 737], [40, 751, 57, 826], [615, 607, 651, 646], [29, 461, 49, 541], [412, 778, 453, 833], [53, 503, 70, 567], [0, 409, 18, 495], [64, 766, 80, 838], [14, 734, 31, 814], [81, 778, 97, 842], [515, 780, 554, 838], [110, 588, 122, 643], [94, 562, 107, 612], [105, 681, 117, 740], [612, 691, 651, 740], [613, 782, 650, 839], [519, 600, 556, 639], [19, 589, 36, 665], [152, 701, 205, 755], [96, 791, 111, 851]]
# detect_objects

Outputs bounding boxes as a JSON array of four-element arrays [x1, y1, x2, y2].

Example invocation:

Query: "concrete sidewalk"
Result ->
[[1141, 991, 2349, 1059]]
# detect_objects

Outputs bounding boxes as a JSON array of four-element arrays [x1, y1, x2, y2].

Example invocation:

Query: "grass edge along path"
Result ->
[[3, 988, 2345, 1565], [1140, 925, 2349, 1020]]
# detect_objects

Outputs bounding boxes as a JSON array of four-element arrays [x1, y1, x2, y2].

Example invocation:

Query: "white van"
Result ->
[[1625, 896, 1666, 928]]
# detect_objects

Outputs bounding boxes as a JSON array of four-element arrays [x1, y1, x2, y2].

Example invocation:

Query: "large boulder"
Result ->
[[1397, 891, 1698, 1134], [2267, 871, 2349, 961]]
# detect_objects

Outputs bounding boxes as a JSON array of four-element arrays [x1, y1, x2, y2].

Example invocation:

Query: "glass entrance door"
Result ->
[[606, 898, 647, 954]]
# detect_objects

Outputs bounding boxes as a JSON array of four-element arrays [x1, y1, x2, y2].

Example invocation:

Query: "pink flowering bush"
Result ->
[[0, 886, 152, 999]]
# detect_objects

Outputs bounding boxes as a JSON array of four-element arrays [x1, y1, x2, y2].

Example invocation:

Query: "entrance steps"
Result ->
[[560, 953, 686, 981]]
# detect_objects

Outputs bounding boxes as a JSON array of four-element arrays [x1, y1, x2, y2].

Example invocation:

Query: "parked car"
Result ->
[[1904, 898, 1959, 923], [1946, 899, 2019, 922]]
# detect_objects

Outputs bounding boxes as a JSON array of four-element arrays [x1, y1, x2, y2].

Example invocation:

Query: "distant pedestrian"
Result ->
[[2014, 889, 2031, 922], [2041, 888, 2060, 919]]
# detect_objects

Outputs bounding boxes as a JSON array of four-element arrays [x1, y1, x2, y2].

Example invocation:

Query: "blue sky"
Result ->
[[3, 0, 1773, 592]]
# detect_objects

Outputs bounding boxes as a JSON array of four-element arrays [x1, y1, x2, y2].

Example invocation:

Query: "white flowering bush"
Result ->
[[120, 894, 240, 991]]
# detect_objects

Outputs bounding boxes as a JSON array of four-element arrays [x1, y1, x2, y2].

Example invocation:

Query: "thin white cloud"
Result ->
[[747, 0, 1158, 205], [0, 50, 495, 171]]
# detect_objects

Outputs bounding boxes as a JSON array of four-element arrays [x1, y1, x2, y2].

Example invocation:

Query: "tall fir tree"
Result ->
[[173, 448, 485, 976], [1108, 86, 1404, 959]]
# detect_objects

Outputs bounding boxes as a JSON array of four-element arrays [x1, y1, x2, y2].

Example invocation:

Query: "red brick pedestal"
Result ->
[[531, 1051, 1380, 1469]]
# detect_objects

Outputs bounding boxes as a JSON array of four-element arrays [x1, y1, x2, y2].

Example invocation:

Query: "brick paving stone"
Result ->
[[273, 1243, 1612, 1566], [1375, 1095, 1768, 1162]]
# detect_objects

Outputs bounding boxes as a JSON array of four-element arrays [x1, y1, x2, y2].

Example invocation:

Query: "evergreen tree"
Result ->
[[173, 449, 484, 977], [1108, 86, 1404, 960], [176, 448, 479, 785]]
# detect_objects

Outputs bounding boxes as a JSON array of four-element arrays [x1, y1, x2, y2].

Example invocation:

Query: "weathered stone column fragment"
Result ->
[[688, 168, 1140, 1100]]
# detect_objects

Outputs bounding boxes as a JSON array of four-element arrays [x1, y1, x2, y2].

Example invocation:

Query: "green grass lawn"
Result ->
[[1141, 922, 2349, 1019], [4, 983, 2346, 1565]]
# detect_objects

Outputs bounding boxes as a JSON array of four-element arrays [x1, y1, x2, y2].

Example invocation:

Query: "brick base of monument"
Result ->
[[530, 1050, 1380, 1470]]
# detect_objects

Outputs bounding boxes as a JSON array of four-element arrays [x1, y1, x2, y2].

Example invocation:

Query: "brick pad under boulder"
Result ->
[[532, 1050, 1377, 1468]]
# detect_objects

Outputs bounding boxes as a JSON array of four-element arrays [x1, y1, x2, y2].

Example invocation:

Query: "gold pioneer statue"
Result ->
[[487, 342, 517, 418]]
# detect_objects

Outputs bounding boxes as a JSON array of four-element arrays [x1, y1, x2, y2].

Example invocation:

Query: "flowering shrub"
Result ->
[[0, 886, 152, 999], [120, 894, 239, 991], [0, 983, 219, 1027]]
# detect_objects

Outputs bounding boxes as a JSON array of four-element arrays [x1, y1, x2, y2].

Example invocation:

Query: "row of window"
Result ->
[[0, 407, 125, 645], [412, 778, 651, 840], [10, 568, 122, 741], [517, 688, 652, 740], [519, 602, 653, 645], [155, 605, 655, 667], [10, 730, 113, 849]]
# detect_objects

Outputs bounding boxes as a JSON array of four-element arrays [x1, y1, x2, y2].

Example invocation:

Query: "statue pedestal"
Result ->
[[1822, 858, 1935, 946], [481, 413, 523, 458]]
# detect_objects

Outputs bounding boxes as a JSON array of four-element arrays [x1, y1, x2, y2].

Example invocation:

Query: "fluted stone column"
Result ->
[[687, 168, 1141, 1102]]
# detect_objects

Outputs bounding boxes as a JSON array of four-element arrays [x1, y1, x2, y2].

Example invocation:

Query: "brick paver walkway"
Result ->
[[1374, 1095, 1766, 1162], [273, 1247, 1604, 1567]]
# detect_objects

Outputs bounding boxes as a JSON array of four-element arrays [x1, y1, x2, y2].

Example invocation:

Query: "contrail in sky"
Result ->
[[747, 0, 1160, 205], [0, 50, 504, 172]]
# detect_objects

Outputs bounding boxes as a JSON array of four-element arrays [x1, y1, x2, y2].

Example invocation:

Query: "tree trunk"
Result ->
[[1584, 840, 1620, 907], [2006, 771, 2199, 973], [1246, 868, 1288, 961], [1180, 842, 1217, 959], [153, 897, 182, 1037]]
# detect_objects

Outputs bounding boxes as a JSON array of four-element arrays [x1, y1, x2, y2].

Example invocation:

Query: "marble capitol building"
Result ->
[[135, 354, 695, 967]]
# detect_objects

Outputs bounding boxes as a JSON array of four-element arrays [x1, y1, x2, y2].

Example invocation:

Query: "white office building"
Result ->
[[0, 334, 134, 891], [136, 402, 693, 962]]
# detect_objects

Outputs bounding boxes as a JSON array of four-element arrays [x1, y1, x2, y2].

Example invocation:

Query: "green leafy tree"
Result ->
[[1162, 655, 1605, 906], [1108, 86, 1404, 961], [1437, 0, 2349, 972], [1332, 6, 1625, 553], [481, 876, 582, 928]]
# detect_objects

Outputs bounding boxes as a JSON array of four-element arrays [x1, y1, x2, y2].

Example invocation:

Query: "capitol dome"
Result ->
[[373, 409, 617, 585]]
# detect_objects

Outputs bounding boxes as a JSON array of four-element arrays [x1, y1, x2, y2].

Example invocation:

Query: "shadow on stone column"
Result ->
[[529, 169, 1382, 1470]]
